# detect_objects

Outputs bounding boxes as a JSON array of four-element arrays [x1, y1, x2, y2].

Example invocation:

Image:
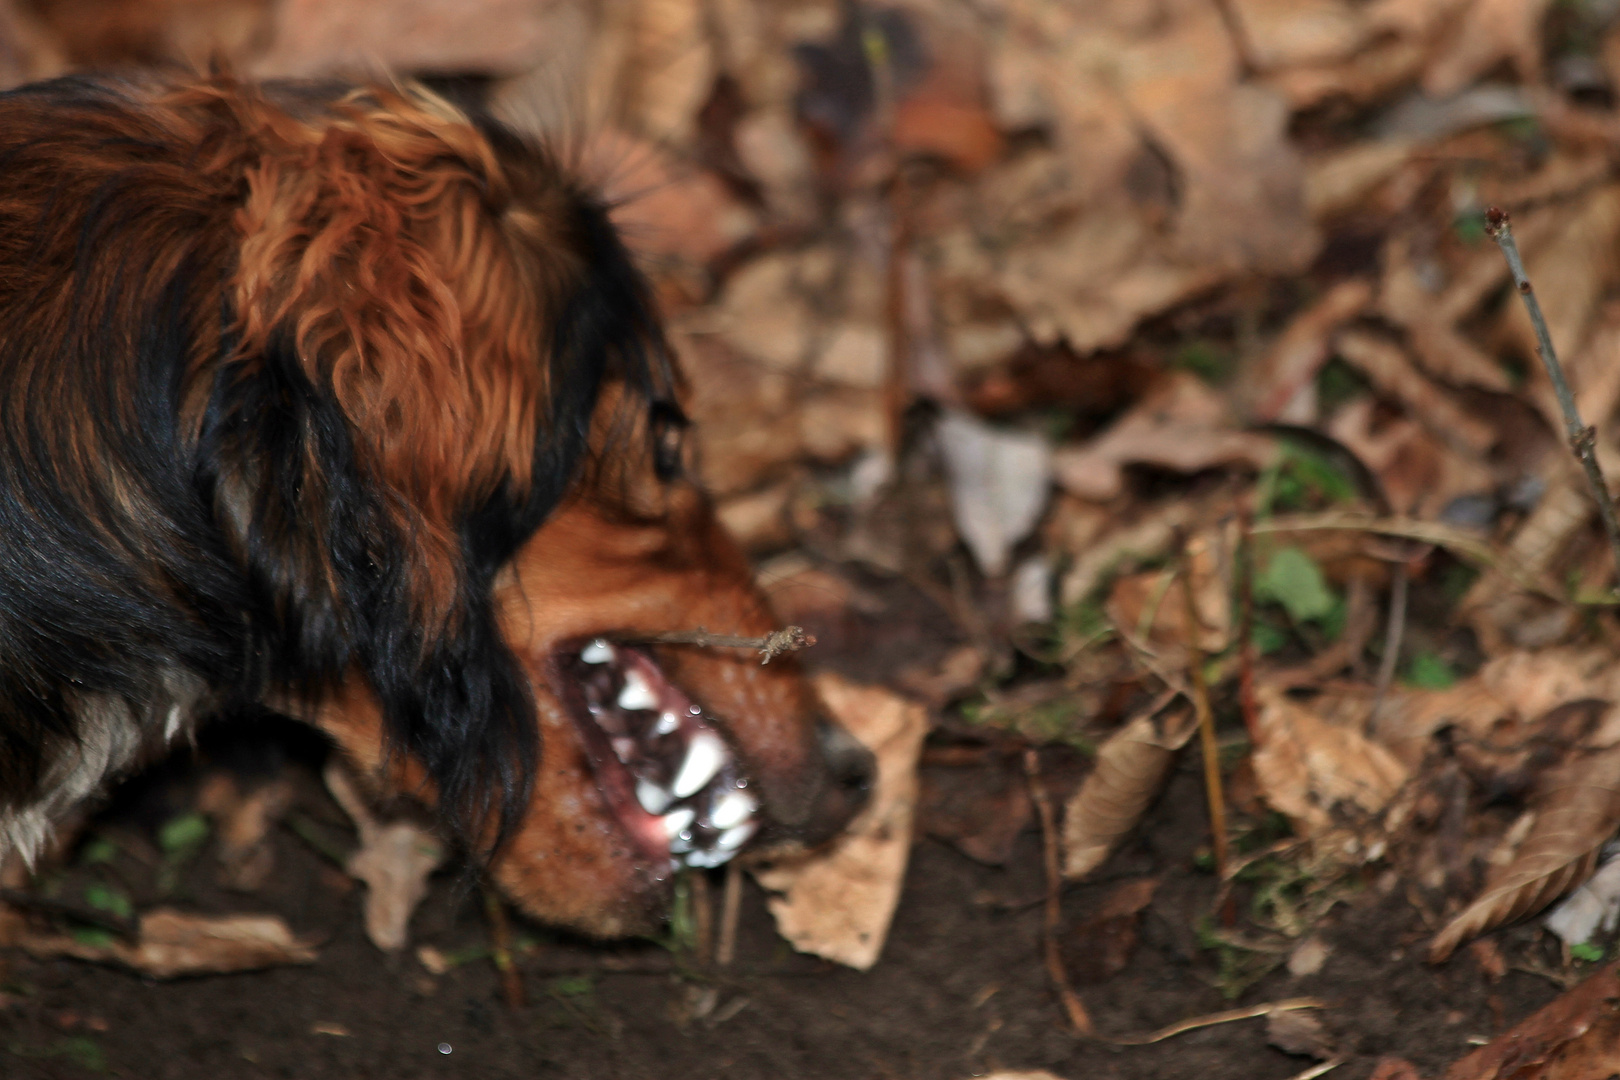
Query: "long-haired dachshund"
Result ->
[[0, 72, 872, 937]]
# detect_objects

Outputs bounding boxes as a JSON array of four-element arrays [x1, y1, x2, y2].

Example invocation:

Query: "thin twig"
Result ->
[[1023, 748, 1093, 1035], [1486, 206, 1620, 594], [627, 626, 816, 665], [1368, 563, 1409, 733], [482, 883, 526, 1009], [1109, 997, 1325, 1046], [1180, 545, 1229, 880], [716, 863, 743, 968]]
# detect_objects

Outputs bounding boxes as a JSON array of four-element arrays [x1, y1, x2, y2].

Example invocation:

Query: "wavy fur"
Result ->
[[0, 72, 673, 856]]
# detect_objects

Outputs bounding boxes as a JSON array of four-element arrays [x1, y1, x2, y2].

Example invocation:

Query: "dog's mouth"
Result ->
[[556, 638, 759, 871]]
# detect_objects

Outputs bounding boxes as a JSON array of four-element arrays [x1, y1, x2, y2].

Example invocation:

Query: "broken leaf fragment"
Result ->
[[751, 674, 928, 971], [325, 761, 446, 953], [18, 908, 318, 978]]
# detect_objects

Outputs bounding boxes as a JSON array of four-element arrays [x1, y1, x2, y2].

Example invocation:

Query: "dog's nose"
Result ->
[[799, 716, 875, 845]]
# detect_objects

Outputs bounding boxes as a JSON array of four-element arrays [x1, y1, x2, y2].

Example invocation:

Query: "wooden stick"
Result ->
[[626, 626, 816, 665], [716, 863, 743, 968], [1180, 546, 1229, 879], [1023, 749, 1093, 1034], [482, 884, 526, 1009], [1486, 206, 1620, 594]]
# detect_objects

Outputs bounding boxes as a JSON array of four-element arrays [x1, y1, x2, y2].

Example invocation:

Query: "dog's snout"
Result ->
[[819, 717, 875, 797], [795, 716, 874, 846]]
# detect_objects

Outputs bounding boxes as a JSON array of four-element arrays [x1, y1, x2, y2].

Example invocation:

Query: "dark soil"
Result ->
[[0, 575, 1579, 1080]]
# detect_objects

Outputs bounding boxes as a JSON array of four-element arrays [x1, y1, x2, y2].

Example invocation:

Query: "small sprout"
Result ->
[[158, 812, 209, 858], [1404, 652, 1457, 690], [82, 883, 132, 921], [1571, 942, 1605, 963]]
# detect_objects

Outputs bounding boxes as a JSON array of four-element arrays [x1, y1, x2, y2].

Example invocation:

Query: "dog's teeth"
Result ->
[[661, 807, 695, 841], [637, 779, 672, 815], [672, 731, 725, 798], [716, 821, 756, 852], [709, 790, 756, 831], [581, 639, 614, 664], [684, 848, 729, 868], [612, 737, 635, 763], [655, 711, 679, 736], [617, 669, 657, 712]]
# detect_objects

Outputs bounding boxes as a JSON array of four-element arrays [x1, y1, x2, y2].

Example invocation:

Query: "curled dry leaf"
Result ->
[[1062, 697, 1199, 880], [325, 761, 446, 953], [752, 674, 928, 971], [18, 908, 318, 978], [937, 409, 1053, 576], [1429, 741, 1620, 962]]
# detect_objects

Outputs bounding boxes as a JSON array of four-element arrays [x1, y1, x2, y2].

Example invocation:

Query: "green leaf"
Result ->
[[1255, 547, 1337, 624], [69, 927, 115, 949], [83, 883, 132, 921], [1404, 652, 1457, 690], [1572, 942, 1605, 963], [1251, 619, 1289, 656], [78, 837, 118, 866], [158, 812, 209, 857]]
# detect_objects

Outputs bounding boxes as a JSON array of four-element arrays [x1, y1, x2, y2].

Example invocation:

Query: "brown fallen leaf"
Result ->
[[1268, 1007, 1335, 1059], [918, 740, 1031, 866], [1062, 696, 1199, 879], [1429, 741, 1620, 962], [325, 762, 446, 953], [1421, 0, 1554, 97], [1245, 279, 1374, 422], [1251, 687, 1409, 838], [1442, 961, 1620, 1079], [1369, 1056, 1424, 1080], [18, 908, 317, 978], [1053, 372, 1279, 502], [1065, 877, 1159, 984], [1333, 329, 1496, 457], [752, 674, 928, 971], [197, 772, 296, 893]]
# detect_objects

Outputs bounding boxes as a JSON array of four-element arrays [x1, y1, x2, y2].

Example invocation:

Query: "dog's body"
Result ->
[[0, 72, 869, 937]]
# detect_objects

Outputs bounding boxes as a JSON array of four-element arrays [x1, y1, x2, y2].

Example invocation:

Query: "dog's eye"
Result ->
[[648, 402, 688, 481]]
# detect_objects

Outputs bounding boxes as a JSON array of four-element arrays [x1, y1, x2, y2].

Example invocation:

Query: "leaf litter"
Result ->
[[20, 0, 1620, 1074]]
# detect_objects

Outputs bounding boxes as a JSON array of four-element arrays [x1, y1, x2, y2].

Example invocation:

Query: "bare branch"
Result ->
[[1486, 206, 1620, 595]]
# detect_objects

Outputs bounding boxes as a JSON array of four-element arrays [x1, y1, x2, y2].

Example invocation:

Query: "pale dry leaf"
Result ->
[[1245, 280, 1373, 421], [1266, 36, 1427, 110], [1333, 329, 1496, 456], [1228, 0, 1371, 70], [1059, 498, 1199, 608], [257, 0, 559, 77], [1325, 398, 1494, 521], [1304, 140, 1418, 221], [1430, 742, 1620, 961], [1052, 372, 1279, 502], [752, 674, 928, 971], [1252, 688, 1409, 837], [326, 762, 446, 952], [206, 775, 296, 893], [1062, 698, 1199, 880], [1545, 845, 1620, 946], [1421, 0, 1555, 97], [936, 409, 1053, 577], [19, 909, 318, 978]]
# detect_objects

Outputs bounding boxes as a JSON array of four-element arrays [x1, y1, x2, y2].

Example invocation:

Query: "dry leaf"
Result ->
[[1065, 876, 1158, 983], [937, 409, 1053, 577], [1421, 0, 1555, 97], [326, 762, 446, 953], [197, 773, 296, 893], [1267, 1007, 1335, 1059], [1252, 688, 1409, 838], [257, 0, 557, 77], [1245, 279, 1374, 422], [1429, 742, 1620, 962], [1053, 373, 1279, 502], [19, 909, 318, 978], [1334, 329, 1496, 456], [1442, 962, 1620, 1079], [752, 674, 928, 971], [1229, 0, 1371, 70], [918, 741, 1030, 866], [1062, 697, 1199, 880], [1546, 847, 1620, 946]]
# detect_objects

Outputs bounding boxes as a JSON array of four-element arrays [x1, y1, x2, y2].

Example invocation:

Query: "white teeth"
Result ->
[[617, 669, 658, 712], [581, 639, 614, 664], [655, 711, 679, 736], [637, 779, 672, 815], [684, 848, 729, 868], [709, 790, 756, 831], [661, 807, 695, 841], [672, 731, 725, 798], [717, 821, 756, 851], [611, 737, 635, 763]]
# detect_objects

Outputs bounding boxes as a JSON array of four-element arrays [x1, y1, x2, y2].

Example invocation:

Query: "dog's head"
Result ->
[[185, 81, 878, 935]]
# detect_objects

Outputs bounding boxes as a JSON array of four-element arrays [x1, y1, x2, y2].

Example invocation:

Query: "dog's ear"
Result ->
[[227, 87, 546, 587]]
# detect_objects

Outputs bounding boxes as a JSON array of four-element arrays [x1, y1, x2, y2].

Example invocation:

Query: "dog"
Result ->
[[0, 71, 872, 938]]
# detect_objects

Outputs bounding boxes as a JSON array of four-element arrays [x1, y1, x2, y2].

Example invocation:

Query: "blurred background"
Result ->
[[10, 2, 1620, 1078]]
